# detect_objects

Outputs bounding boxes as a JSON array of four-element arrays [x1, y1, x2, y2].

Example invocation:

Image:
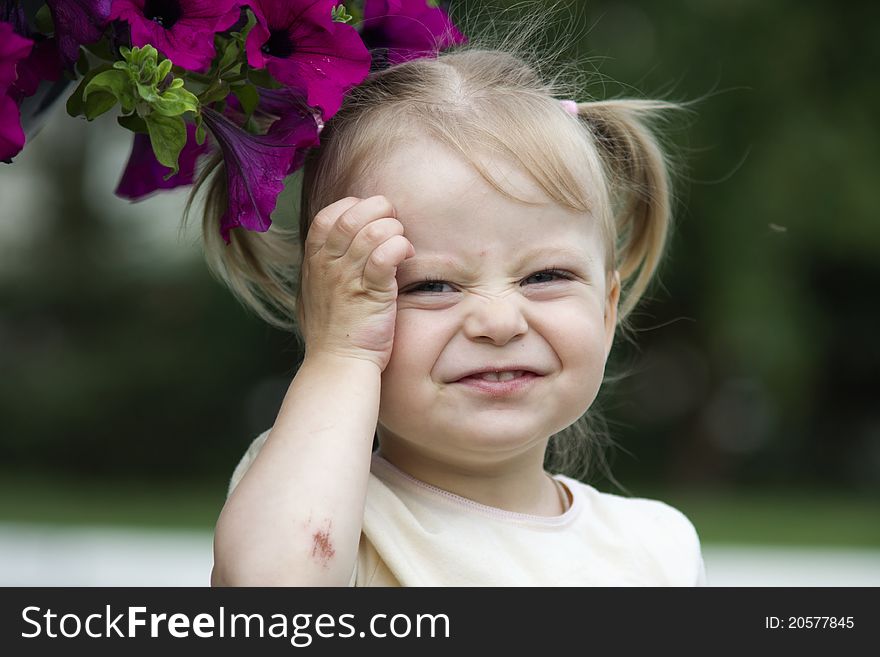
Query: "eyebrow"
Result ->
[[396, 246, 593, 278], [396, 255, 463, 280], [515, 246, 593, 266]]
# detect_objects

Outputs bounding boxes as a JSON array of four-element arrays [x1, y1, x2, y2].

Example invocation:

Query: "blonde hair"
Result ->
[[188, 5, 681, 483]]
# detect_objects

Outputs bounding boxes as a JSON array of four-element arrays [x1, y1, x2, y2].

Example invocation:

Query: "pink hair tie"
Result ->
[[559, 99, 579, 115]]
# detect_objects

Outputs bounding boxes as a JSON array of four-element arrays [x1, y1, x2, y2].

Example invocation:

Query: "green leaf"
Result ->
[[215, 40, 240, 74], [84, 38, 118, 62], [118, 114, 149, 134], [145, 112, 187, 176], [343, 0, 364, 24], [67, 63, 113, 118], [248, 67, 282, 89], [231, 8, 259, 43], [194, 114, 206, 146], [85, 68, 136, 114], [75, 50, 90, 76], [130, 45, 158, 68], [157, 59, 173, 82], [86, 69, 129, 96], [198, 81, 231, 106], [35, 4, 55, 33], [331, 4, 353, 23], [152, 85, 200, 117], [233, 83, 259, 119], [83, 91, 118, 120], [181, 78, 210, 97], [136, 81, 159, 103]]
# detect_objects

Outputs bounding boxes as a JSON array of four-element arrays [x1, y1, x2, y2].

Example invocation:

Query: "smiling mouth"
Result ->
[[460, 370, 532, 382], [452, 371, 544, 397]]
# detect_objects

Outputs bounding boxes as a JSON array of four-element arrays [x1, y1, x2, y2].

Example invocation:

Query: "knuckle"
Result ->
[[336, 212, 362, 235], [310, 197, 361, 236], [362, 223, 384, 243], [368, 194, 396, 218], [369, 247, 392, 268], [306, 214, 333, 238], [312, 202, 341, 226], [362, 220, 395, 242]]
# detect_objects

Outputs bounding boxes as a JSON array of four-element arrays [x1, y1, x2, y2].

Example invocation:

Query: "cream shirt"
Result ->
[[228, 430, 708, 586]]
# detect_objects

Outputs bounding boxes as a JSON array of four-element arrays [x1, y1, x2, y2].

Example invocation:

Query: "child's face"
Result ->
[[353, 135, 620, 465]]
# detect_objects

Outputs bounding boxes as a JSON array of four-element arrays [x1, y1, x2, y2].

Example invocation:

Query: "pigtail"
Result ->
[[184, 156, 303, 334], [579, 100, 677, 322]]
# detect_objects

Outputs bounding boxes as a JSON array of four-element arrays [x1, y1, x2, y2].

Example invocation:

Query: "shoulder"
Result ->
[[226, 428, 272, 499], [587, 480, 700, 548], [562, 477, 696, 533], [559, 477, 705, 584]]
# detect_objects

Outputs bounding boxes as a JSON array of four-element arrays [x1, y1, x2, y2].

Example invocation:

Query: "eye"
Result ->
[[522, 269, 573, 285], [403, 278, 456, 294]]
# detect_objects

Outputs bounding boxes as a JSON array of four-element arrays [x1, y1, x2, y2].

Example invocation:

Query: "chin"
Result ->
[[435, 414, 553, 453]]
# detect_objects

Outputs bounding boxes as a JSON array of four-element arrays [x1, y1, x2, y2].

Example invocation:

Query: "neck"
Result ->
[[375, 432, 566, 517]]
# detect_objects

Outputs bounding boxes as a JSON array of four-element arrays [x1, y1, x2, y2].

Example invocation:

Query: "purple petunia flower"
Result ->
[[109, 0, 242, 72], [200, 104, 320, 243], [245, 0, 371, 121], [360, 0, 468, 68], [9, 38, 61, 100], [259, 87, 323, 174], [46, 0, 112, 68], [115, 121, 211, 199], [0, 20, 33, 162]]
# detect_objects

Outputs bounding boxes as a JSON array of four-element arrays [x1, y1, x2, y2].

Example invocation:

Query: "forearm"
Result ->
[[212, 353, 381, 586]]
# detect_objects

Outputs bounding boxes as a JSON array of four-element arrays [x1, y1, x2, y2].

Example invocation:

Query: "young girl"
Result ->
[[207, 43, 706, 586]]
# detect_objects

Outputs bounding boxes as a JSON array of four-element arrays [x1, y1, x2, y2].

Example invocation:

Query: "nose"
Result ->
[[462, 294, 529, 345]]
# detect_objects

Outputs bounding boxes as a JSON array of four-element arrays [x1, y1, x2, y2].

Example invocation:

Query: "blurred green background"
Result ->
[[0, 0, 878, 550]]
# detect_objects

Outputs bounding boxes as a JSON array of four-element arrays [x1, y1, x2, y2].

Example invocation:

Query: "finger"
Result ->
[[322, 195, 396, 259], [344, 217, 405, 264], [304, 197, 361, 260], [362, 235, 415, 294]]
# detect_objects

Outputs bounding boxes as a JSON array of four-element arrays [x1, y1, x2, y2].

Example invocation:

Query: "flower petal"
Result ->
[[275, 17, 370, 119], [47, 0, 112, 68], [263, 90, 323, 174], [246, 0, 371, 120], [110, 0, 241, 72], [0, 92, 26, 161], [0, 21, 33, 89], [362, 0, 467, 66], [201, 106, 320, 243], [0, 21, 32, 162], [115, 122, 210, 199], [10, 38, 62, 99]]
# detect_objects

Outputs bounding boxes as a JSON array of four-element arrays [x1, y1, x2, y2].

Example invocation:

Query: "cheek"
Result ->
[[378, 312, 445, 429], [381, 310, 447, 392], [543, 298, 608, 356], [542, 301, 610, 397]]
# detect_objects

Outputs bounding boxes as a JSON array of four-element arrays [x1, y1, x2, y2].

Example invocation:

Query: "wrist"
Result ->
[[301, 349, 385, 378]]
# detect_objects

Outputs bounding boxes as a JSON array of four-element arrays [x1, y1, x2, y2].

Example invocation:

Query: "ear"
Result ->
[[604, 270, 621, 358]]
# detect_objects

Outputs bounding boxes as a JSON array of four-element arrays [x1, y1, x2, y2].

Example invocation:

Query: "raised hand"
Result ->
[[298, 195, 415, 371]]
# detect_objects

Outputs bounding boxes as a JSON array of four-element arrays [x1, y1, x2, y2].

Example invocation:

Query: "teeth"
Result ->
[[477, 370, 524, 382]]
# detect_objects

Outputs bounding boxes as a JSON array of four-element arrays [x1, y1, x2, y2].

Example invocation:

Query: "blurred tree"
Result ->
[[0, 0, 877, 496]]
